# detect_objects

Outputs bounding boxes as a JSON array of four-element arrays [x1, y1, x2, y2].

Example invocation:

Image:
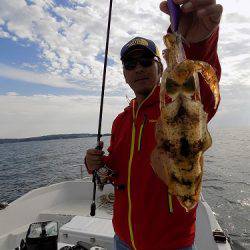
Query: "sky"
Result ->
[[0, 0, 250, 138]]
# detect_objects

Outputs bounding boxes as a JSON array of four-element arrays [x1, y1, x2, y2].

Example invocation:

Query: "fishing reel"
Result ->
[[90, 165, 116, 217], [95, 165, 126, 191], [90, 164, 126, 216], [95, 165, 117, 191]]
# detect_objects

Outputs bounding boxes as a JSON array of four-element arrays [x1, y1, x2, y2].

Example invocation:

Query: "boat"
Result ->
[[0, 178, 232, 249]]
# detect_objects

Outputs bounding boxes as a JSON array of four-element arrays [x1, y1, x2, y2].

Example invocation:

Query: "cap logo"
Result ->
[[127, 38, 149, 48]]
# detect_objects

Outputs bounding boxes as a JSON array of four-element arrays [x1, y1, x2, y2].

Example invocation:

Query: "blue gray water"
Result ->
[[0, 128, 249, 249]]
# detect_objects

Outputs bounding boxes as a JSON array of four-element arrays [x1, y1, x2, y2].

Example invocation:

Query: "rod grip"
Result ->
[[90, 202, 96, 216]]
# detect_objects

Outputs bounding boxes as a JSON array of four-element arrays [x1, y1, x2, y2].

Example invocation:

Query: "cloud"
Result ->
[[1, 1, 248, 86], [217, 1, 250, 89], [0, 0, 167, 94], [0, 0, 249, 94], [0, 27, 10, 38], [0, 94, 128, 138], [225, 13, 250, 23], [1, 84, 250, 138], [0, 63, 83, 90]]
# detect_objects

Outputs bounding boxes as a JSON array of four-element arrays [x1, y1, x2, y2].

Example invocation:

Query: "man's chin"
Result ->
[[136, 87, 154, 97], [134, 78, 149, 83]]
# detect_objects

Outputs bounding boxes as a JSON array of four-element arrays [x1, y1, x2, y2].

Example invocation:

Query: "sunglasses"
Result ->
[[123, 57, 159, 70]]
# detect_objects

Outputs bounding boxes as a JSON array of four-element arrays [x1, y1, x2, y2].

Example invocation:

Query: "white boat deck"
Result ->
[[40, 201, 112, 219], [0, 179, 231, 250]]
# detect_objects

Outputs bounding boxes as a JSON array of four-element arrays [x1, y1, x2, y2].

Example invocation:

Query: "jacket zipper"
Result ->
[[127, 86, 157, 249], [127, 122, 137, 250], [137, 115, 147, 151]]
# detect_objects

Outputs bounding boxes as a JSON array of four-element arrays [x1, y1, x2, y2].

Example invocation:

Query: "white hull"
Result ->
[[0, 179, 231, 249]]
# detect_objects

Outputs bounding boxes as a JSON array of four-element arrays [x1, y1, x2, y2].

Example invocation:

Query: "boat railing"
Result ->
[[46, 164, 91, 186]]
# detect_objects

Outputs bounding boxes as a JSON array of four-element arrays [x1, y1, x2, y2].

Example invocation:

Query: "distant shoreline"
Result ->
[[0, 133, 111, 144]]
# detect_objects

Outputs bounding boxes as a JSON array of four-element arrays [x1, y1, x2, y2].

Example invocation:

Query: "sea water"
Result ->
[[0, 128, 249, 250]]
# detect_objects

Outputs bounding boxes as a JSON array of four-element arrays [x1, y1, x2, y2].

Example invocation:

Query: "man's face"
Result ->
[[122, 49, 162, 98]]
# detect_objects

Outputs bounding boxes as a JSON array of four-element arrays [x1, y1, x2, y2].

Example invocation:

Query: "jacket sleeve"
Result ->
[[102, 117, 117, 169], [183, 27, 221, 122]]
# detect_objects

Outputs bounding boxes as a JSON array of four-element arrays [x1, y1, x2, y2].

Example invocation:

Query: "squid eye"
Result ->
[[183, 76, 196, 94], [165, 78, 180, 95]]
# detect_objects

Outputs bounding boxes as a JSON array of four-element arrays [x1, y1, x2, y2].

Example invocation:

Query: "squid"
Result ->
[[151, 33, 220, 211]]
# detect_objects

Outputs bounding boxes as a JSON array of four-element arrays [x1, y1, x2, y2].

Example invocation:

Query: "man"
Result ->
[[85, 0, 223, 249]]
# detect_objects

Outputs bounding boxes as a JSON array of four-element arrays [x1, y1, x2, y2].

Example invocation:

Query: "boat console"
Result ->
[[17, 219, 112, 250]]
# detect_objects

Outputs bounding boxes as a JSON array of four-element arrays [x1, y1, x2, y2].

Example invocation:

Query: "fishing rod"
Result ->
[[90, 0, 114, 217]]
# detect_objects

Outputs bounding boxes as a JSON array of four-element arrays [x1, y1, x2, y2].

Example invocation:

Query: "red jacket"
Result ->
[[89, 29, 221, 250]]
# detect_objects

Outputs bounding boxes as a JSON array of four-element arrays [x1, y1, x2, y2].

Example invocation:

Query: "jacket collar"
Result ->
[[129, 84, 160, 110], [120, 84, 161, 119]]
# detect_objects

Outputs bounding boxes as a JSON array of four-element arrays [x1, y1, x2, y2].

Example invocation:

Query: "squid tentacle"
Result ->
[[193, 61, 220, 109]]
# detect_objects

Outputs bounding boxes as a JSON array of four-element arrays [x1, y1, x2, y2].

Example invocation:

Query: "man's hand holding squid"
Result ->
[[160, 0, 223, 43]]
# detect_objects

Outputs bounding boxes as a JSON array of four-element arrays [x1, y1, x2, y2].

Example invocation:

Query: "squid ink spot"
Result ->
[[181, 178, 192, 187], [180, 137, 190, 157], [162, 140, 171, 152], [177, 106, 186, 117]]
